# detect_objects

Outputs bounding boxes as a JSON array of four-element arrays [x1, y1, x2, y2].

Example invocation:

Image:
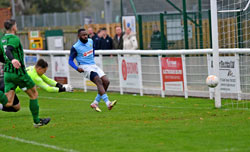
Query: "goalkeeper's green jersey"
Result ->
[[0, 34, 26, 75], [16, 66, 59, 93]]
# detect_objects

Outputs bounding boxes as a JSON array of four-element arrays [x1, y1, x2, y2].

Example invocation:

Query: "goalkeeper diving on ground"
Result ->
[[17, 58, 73, 93]]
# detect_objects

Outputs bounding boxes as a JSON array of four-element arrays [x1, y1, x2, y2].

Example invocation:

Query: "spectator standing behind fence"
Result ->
[[150, 25, 165, 50], [93, 30, 103, 50], [100, 28, 113, 50], [123, 27, 138, 50], [87, 27, 97, 40], [113, 26, 124, 50]]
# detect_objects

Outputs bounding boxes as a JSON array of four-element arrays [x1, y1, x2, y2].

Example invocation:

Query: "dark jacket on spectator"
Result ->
[[88, 33, 97, 39], [113, 33, 124, 49], [92, 35, 101, 50], [100, 35, 113, 50], [150, 31, 166, 50]]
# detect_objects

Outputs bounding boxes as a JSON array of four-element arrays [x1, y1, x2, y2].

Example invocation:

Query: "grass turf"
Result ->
[[0, 89, 250, 152]]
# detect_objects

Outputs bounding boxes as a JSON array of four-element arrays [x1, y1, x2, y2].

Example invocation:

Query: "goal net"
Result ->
[[218, 0, 250, 48], [215, 0, 250, 109]]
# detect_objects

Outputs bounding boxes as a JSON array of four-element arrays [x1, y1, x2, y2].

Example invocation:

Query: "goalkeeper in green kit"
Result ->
[[0, 19, 50, 127], [16, 58, 73, 93]]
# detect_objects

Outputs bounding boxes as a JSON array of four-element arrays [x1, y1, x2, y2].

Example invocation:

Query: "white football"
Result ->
[[206, 75, 219, 88]]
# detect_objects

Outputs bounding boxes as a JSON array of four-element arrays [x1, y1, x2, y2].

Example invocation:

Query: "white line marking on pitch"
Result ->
[[0, 134, 79, 152]]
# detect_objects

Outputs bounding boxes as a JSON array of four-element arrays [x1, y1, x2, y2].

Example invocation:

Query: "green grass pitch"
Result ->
[[0, 89, 250, 152]]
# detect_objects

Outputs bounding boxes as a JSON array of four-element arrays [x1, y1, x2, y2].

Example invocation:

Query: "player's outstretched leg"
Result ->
[[91, 73, 117, 111], [26, 87, 50, 127], [33, 118, 51, 128], [101, 75, 116, 110], [108, 100, 117, 110], [91, 94, 102, 112], [90, 73, 105, 112], [0, 95, 21, 112], [101, 76, 110, 92], [4, 90, 15, 107], [90, 75, 110, 112], [100, 92, 117, 110]]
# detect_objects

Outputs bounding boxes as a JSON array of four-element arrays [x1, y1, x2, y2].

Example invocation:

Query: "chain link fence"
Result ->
[[139, 11, 212, 50], [16, 12, 87, 30]]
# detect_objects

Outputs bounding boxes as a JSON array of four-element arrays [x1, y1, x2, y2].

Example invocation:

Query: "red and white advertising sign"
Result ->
[[161, 57, 184, 91], [119, 56, 141, 88], [208, 56, 238, 93]]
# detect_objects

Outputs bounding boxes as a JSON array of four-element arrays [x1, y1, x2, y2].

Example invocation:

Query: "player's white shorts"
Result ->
[[79, 64, 105, 80]]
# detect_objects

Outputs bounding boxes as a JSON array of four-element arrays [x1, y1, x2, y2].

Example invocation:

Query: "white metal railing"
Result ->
[[23, 49, 250, 100], [24, 49, 250, 55]]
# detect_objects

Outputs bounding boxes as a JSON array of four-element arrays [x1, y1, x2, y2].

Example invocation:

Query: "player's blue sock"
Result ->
[[95, 94, 101, 103], [101, 94, 110, 104]]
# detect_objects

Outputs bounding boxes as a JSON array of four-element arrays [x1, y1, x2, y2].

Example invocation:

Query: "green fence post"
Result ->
[[208, 10, 212, 48], [138, 15, 143, 50], [195, 14, 198, 49], [160, 13, 166, 50], [182, 0, 189, 49], [198, 0, 203, 49], [237, 11, 243, 48], [166, 0, 198, 25], [129, 0, 138, 21]]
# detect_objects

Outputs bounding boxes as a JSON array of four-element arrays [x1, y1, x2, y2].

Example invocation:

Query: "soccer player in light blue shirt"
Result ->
[[68, 29, 117, 112]]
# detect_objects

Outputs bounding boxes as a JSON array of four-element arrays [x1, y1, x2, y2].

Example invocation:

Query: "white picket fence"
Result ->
[[23, 49, 250, 100]]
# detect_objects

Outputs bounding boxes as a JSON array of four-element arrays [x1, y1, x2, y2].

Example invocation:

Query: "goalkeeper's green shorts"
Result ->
[[4, 72, 35, 93]]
